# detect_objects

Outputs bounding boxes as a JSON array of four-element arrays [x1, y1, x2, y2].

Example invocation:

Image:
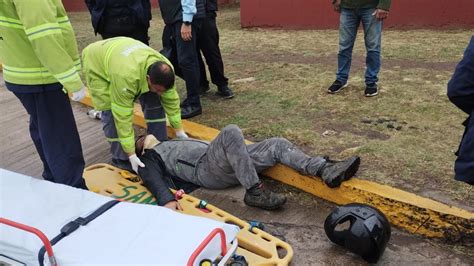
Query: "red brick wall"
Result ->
[[240, 0, 474, 29]]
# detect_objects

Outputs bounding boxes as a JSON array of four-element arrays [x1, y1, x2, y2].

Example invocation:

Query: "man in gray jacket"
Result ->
[[136, 125, 360, 210]]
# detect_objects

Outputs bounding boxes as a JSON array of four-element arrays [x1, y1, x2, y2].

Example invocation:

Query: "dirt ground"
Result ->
[[1, 79, 472, 264], [192, 181, 474, 265], [68, 7, 474, 209]]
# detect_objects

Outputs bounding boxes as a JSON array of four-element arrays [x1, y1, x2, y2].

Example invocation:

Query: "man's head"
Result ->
[[146, 61, 175, 95], [135, 134, 160, 155]]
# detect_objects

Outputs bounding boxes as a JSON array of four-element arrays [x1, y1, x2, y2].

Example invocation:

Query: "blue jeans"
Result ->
[[336, 8, 382, 85]]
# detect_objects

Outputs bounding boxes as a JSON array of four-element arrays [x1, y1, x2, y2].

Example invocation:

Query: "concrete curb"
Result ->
[[78, 95, 473, 242]]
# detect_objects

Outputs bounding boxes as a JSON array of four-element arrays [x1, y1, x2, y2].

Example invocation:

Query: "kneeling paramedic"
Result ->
[[135, 125, 361, 210], [82, 37, 188, 173]]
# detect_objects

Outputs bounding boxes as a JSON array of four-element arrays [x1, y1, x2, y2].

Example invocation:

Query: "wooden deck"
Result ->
[[0, 75, 111, 178]]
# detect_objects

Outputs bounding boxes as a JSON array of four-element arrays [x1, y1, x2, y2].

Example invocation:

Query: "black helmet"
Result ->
[[324, 203, 391, 263]]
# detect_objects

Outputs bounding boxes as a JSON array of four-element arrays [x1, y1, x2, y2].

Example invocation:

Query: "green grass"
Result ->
[[68, 7, 473, 208]]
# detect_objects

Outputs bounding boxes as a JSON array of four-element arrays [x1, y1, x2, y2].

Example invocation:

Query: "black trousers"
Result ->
[[5, 82, 87, 189], [100, 18, 150, 45], [197, 15, 228, 88], [161, 21, 202, 107]]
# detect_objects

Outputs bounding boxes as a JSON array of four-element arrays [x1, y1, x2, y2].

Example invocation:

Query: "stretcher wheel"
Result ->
[[199, 259, 212, 266]]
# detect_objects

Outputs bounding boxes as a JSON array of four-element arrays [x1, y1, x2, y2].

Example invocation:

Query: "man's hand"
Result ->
[[128, 154, 145, 173], [181, 23, 192, 41], [164, 200, 183, 211], [71, 86, 86, 102], [372, 9, 389, 20], [332, 0, 341, 12], [175, 128, 188, 139]]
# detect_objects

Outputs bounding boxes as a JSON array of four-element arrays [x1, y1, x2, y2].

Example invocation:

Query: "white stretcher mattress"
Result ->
[[0, 169, 239, 265]]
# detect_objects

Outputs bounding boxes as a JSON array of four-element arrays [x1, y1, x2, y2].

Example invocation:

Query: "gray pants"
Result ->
[[102, 92, 167, 160], [194, 125, 326, 189]]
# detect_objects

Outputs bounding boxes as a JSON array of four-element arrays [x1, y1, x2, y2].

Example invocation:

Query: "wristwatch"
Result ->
[[183, 21, 191, 26]]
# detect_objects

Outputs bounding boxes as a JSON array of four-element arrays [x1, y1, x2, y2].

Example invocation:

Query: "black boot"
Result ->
[[216, 85, 234, 99], [318, 156, 361, 188], [244, 182, 286, 210], [181, 105, 202, 119]]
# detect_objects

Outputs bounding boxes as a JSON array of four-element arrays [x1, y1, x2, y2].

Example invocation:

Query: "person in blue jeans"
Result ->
[[327, 0, 391, 97], [447, 36, 474, 185]]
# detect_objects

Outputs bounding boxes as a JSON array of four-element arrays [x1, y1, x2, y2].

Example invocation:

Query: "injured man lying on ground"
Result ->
[[135, 124, 360, 211]]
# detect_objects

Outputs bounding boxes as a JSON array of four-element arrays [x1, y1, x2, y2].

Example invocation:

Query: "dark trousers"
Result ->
[[5, 82, 87, 189], [161, 21, 202, 107], [101, 92, 167, 161], [454, 115, 474, 184], [100, 19, 150, 45], [195, 125, 326, 189], [197, 15, 228, 88]]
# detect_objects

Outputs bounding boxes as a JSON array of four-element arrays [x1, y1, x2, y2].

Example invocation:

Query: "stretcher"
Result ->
[[0, 168, 240, 266], [84, 163, 294, 265]]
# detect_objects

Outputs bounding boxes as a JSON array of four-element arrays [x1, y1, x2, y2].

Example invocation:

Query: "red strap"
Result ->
[[175, 189, 185, 200]]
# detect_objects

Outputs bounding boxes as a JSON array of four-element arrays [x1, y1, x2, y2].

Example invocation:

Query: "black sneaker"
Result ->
[[327, 80, 348, 94], [244, 183, 286, 210], [319, 156, 361, 188], [365, 83, 378, 97], [216, 85, 234, 99], [181, 104, 202, 119]]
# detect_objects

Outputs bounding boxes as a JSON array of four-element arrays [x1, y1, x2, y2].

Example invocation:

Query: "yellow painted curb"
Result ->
[[78, 94, 474, 241]]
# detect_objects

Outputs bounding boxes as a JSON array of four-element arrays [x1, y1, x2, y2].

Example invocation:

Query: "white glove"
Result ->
[[129, 154, 145, 173], [175, 129, 188, 139], [71, 86, 86, 102]]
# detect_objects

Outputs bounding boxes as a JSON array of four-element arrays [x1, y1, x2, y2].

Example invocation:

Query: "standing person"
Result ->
[[84, 0, 152, 45], [82, 37, 187, 173], [447, 36, 474, 185], [327, 0, 391, 97], [159, 0, 207, 119], [0, 0, 87, 189], [135, 125, 361, 210], [197, 0, 234, 99]]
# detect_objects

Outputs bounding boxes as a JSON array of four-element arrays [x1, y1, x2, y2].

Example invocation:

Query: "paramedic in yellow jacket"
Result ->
[[82, 37, 187, 173], [0, 0, 87, 189]]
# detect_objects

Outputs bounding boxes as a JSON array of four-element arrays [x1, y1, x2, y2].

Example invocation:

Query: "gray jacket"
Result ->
[[151, 139, 209, 181]]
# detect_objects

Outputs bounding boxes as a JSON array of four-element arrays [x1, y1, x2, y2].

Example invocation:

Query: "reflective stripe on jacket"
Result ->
[[82, 37, 182, 154], [0, 0, 84, 92]]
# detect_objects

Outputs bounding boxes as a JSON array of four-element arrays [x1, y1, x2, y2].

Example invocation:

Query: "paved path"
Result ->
[[1, 77, 472, 265]]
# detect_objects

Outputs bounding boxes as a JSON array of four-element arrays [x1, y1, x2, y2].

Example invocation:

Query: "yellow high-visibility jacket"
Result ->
[[82, 37, 182, 154], [0, 0, 84, 92]]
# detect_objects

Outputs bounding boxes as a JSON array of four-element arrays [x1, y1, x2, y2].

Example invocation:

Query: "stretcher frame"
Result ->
[[84, 163, 294, 265], [0, 217, 237, 266]]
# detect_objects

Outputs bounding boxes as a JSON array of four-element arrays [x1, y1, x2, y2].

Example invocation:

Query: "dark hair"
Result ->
[[147, 61, 175, 90]]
